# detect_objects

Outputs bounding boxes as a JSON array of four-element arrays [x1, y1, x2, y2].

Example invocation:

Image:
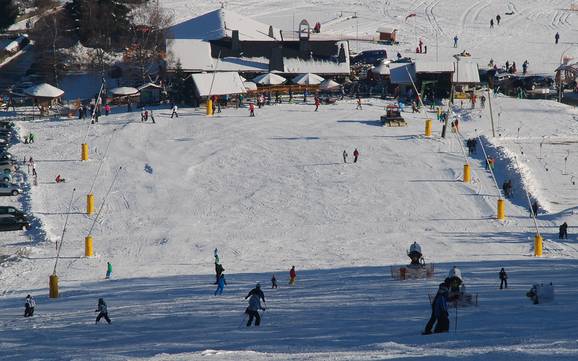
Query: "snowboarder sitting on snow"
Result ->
[[499, 268, 508, 289], [24, 295, 36, 317], [408, 241, 423, 266], [55, 175, 65, 183], [95, 298, 111, 324], [559, 222, 568, 239], [214, 273, 226, 296], [245, 293, 266, 327], [423, 280, 450, 334], [526, 284, 539, 304], [245, 283, 266, 303]]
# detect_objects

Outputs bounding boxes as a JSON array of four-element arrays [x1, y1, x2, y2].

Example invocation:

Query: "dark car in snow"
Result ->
[[351, 50, 388, 65], [0, 216, 29, 231]]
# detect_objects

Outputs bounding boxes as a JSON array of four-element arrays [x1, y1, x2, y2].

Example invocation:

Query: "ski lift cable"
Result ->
[[87, 129, 117, 195], [52, 187, 77, 275], [474, 130, 502, 199], [88, 166, 123, 235]]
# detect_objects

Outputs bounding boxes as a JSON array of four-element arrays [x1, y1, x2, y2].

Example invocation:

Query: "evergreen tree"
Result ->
[[171, 61, 193, 104], [0, 0, 18, 32]]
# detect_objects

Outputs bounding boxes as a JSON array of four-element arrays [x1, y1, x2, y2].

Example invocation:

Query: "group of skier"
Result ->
[[342, 148, 360, 163]]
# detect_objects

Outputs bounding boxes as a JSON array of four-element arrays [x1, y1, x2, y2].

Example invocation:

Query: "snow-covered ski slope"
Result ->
[[161, 0, 578, 74], [1, 96, 577, 360]]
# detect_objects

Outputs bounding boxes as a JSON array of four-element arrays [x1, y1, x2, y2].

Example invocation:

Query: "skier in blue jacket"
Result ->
[[214, 274, 226, 296]]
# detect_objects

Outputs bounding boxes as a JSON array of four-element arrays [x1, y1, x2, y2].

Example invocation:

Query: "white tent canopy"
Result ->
[[110, 87, 139, 96], [252, 73, 286, 85], [243, 81, 257, 91], [191, 72, 246, 97], [24, 83, 64, 98], [319, 79, 340, 90], [292, 73, 325, 85]]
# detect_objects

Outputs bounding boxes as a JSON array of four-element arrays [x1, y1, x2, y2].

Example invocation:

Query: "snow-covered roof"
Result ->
[[23, 83, 64, 98], [453, 62, 480, 83], [377, 27, 397, 33], [292, 73, 324, 85], [191, 72, 246, 97], [167, 39, 215, 72], [389, 63, 415, 84], [110, 87, 139, 96], [415, 61, 454, 73], [168, 8, 280, 41]]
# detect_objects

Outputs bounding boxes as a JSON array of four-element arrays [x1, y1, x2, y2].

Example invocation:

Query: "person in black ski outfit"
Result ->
[[559, 222, 568, 239], [423, 280, 450, 334], [499, 268, 508, 289], [271, 275, 278, 289], [531, 201, 539, 216], [245, 283, 265, 303], [24, 295, 35, 317], [95, 298, 111, 324], [245, 293, 266, 327]]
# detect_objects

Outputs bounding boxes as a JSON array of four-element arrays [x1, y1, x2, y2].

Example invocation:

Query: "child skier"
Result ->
[[105, 262, 112, 279], [95, 298, 111, 324], [289, 266, 297, 286], [24, 295, 35, 317], [499, 268, 508, 289], [214, 274, 226, 295]]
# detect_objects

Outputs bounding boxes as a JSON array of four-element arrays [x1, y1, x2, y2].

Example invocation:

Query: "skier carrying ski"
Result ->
[[499, 268, 508, 289], [559, 222, 568, 239], [353, 148, 359, 163], [343, 150, 348, 163], [24, 295, 36, 317], [105, 262, 112, 279], [95, 298, 111, 324], [245, 292, 266, 327], [271, 274, 278, 289], [289, 266, 297, 286], [423, 280, 450, 334], [214, 273, 226, 296]]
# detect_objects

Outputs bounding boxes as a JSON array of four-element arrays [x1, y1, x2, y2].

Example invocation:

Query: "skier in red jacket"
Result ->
[[289, 266, 296, 286], [249, 102, 255, 117], [314, 97, 320, 111]]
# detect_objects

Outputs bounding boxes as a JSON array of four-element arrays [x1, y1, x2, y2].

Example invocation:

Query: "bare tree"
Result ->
[[126, 2, 172, 83]]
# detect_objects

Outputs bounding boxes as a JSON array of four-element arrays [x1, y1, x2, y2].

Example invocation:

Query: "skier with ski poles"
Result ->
[[245, 292, 266, 327]]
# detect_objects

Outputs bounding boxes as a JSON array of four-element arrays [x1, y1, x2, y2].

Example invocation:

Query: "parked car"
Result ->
[[0, 206, 26, 220], [0, 182, 22, 196], [0, 216, 29, 231], [351, 49, 388, 65], [1, 172, 12, 182]]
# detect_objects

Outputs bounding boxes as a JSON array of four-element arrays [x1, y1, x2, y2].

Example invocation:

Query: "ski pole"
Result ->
[[238, 312, 248, 328], [455, 303, 458, 333]]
